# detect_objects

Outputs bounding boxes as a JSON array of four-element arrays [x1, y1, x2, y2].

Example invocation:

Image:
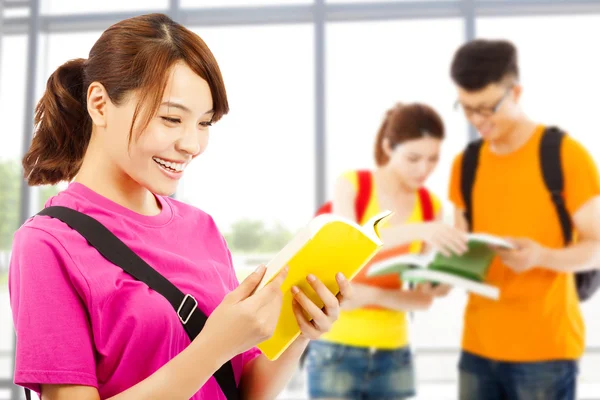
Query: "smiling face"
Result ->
[[92, 61, 214, 197], [455, 82, 522, 142]]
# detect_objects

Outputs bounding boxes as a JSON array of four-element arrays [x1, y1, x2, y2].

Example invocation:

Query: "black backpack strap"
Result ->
[[540, 127, 573, 245], [460, 139, 484, 232], [35, 206, 239, 400]]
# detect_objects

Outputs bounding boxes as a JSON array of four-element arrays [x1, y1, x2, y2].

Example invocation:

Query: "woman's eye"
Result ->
[[199, 121, 213, 128], [161, 117, 181, 124]]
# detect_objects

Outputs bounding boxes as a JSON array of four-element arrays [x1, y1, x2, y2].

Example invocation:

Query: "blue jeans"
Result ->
[[459, 351, 578, 400], [305, 341, 416, 400]]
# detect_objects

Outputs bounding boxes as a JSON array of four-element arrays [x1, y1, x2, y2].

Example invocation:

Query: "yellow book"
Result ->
[[255, 209, 393, 360]]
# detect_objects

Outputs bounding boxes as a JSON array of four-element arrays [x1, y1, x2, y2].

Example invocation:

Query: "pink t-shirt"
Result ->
[[9, 182, 261, 399]]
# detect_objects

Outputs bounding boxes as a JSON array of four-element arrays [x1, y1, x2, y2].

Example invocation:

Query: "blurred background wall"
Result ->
[[1, 0, 600, 399]]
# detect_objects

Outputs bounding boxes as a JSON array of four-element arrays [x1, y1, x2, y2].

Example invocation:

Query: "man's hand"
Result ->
[[495, 238, 545, 273]]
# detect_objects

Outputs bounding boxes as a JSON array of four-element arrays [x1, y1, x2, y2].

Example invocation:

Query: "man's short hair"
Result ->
[[450, 39, 519, 91]]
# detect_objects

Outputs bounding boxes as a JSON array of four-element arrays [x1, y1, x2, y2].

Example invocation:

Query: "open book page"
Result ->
[[363, 209, 394, 243], [366, 252, 435, 277], [468, 233, 515, 249], [306, 209, 392, 245]]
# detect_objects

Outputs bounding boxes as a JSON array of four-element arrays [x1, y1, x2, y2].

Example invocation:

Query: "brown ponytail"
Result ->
[[374, 102, 445, 166], [22, 13, 229, 186], [23, 58, 90, 185]]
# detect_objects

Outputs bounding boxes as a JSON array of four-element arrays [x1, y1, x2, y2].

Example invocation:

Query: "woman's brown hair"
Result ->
[[23, 13, 228, 185], [374, 102, 445, 166]]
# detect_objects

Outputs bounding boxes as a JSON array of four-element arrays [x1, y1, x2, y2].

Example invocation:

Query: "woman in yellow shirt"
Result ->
[[305, 102, 468, 400]]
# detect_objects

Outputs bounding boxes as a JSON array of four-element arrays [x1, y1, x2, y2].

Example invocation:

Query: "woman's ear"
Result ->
[[87, 82, 109, 128], [382, 137, 394, 158]]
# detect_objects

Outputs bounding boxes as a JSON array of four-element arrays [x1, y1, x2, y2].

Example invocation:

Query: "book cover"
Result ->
[[255, 209, 392, 360]]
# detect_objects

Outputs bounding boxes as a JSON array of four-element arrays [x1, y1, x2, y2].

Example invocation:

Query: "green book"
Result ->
[[366, 233, 515, 300]]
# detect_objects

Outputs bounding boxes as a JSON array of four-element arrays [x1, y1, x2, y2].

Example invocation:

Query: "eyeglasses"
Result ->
[[454, 88, 512, 118]]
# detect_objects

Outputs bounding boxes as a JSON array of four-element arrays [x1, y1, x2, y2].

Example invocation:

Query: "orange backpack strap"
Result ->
[[418, 187, 434, 221], [355, 170, 373, 223]]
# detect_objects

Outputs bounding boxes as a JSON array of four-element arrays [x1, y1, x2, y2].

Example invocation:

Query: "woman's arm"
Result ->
[[332, 176, 467, 255], [332, 175, 424, 249], [339, 283, 434, 312]]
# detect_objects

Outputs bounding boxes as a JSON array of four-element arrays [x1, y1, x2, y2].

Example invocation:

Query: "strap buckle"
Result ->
[[177, 294, 198, 325]]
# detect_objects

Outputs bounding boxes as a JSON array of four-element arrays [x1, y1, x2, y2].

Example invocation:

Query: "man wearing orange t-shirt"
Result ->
[[448, 39, 600, 399]]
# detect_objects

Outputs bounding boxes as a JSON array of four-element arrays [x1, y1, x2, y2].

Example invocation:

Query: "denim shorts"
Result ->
[[459, 351, 579, 400], [305, 341, 416, 400]]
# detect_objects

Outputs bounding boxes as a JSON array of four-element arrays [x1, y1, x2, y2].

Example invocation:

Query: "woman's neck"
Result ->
[[374, 165, 415, 198], [75, 145, 161, 216]]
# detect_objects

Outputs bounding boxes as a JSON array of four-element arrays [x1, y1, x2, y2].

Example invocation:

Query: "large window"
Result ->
[[179, 25, 315, 266], [4, 2, 600, 400]]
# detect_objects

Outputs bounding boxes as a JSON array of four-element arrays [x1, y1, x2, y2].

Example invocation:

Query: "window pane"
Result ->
[[477, 13, 600, 389], [180, 25, 314, 262], [0, 34, 27, 381], [31, 33, 103, 212], [327, 0, 454, 3], [327, 18, 467, 216], [182, 0, 311, 7], [41, 0, 168, 15]]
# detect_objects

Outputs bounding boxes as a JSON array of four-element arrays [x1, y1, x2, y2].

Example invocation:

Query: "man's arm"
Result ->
[[498, 197, 600, 273], [453, 208, 469, 232], [540, 197, 600, 272]]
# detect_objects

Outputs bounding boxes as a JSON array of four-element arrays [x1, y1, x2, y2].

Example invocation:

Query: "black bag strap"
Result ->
[[460, 139, 484, 232], [27, 206, 239, 400], [540, 127, 573, 245]]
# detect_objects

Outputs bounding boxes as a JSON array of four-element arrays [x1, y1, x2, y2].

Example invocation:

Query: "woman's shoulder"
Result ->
[[18, 206, 83, 248], [162, 196, 227, 243], [336, 168, 374, 190], [164, 196, 217, 224], [10, 216, 86, 298]]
